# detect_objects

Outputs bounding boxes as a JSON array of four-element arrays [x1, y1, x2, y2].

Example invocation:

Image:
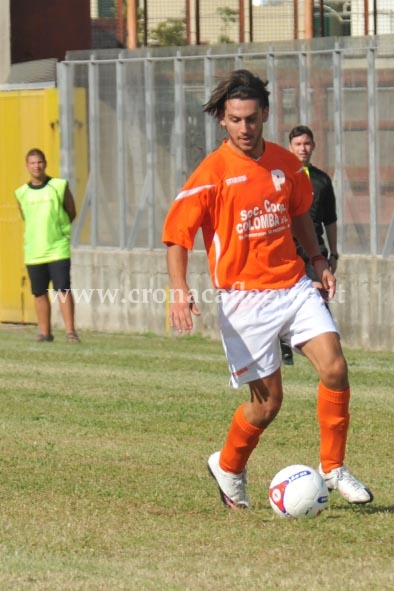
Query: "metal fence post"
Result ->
[[144, 58, 156, 249], [333, 44, 344, 254], [367, 42, 378, 256], [117, 58, 127, 249], [174, 52, 186, 192], [88, 57, 99, 248], [204, 52, 215, 154]]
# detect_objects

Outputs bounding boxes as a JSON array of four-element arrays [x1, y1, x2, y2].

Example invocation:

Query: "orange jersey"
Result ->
[[162, 140, 313, 290]]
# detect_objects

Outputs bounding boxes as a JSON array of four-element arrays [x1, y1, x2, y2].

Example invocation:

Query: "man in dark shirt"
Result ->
[[281, 125, 339, 365]]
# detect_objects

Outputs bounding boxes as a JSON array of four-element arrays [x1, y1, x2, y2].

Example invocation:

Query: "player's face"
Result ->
[[220, 98, 268, 159], [289, 134, 315, 165], [26, 155, 47, 183]]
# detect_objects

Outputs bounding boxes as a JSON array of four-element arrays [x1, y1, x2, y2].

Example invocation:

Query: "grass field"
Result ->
[[0, 325, 393, 591]]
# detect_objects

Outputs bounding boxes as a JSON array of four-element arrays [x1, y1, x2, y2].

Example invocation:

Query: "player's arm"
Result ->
[[292, 211, 336, 300], [166, 244, 200, 334], [63, 184, 77, 222], [325, 222, 339, 273]]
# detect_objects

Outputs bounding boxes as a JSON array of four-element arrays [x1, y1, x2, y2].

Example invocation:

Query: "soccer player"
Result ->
[[162, 69, 372, 508], [280, 125, 339, 366]]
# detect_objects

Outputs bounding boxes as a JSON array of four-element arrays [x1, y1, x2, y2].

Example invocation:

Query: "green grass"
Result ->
[[0, 325, 393, 591]]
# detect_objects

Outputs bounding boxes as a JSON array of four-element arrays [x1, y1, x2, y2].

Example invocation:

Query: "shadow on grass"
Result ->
[[328, 503, 394, 514]]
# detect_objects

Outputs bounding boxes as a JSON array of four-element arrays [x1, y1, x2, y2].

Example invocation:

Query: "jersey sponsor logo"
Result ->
[[225, 175, 248, 186], [235, 200, 290, 239], [271, 169, 286, 191]]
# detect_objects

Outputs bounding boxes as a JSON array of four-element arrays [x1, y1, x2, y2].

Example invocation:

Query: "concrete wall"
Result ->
[[51, 249, 394, 352], [332, 255, 394, 350], [64, 249, 219, 340]]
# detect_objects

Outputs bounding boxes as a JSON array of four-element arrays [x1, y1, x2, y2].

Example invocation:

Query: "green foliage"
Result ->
[[0, 326, 393, 590], [217, 6, 238, 24], [218, 34, 234, 44], [217, 6, 239, 44], [149, 17, 187, 47], [137, 6, 145, 46]]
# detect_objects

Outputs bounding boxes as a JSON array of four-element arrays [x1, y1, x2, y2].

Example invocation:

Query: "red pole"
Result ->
[[304, 0, 314, 39], [239, 0, 245, 43], [126, 0, 138, 49], [293, 0, 298, 40], [364, 0, 369, 35]]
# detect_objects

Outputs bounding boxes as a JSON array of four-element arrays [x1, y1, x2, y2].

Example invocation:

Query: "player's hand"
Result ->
[[313, 280, 333, 302], [169, 289, 201, 334], [320, 267, 336, 301]]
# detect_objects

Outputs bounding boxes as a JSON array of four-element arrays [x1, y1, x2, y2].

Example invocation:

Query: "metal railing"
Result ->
[[58, 36, 394, 256]]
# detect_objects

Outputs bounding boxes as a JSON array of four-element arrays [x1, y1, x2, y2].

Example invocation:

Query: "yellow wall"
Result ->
[[0, 88, 87, 324]]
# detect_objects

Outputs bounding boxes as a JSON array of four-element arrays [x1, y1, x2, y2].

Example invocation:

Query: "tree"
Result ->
[[149, 17, 187, 47], [217, 6, 238, 44]]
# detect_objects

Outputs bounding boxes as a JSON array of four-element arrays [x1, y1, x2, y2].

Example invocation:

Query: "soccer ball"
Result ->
[[268, 464, 329, 519]]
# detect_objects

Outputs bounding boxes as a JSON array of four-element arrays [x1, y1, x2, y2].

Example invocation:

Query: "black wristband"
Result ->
[[330, 252, 339, 260]]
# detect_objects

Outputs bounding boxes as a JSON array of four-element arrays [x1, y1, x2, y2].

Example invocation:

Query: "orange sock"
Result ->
[[318, 381, 350, 473], [219, 404, 264, 474]]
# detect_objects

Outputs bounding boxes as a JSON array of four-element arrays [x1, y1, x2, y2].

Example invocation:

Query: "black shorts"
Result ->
[[27, 259, 72, 296]]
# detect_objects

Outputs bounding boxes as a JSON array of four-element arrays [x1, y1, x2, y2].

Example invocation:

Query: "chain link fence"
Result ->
[[60, 34, 394, 256], [90, 1, 394, 48]]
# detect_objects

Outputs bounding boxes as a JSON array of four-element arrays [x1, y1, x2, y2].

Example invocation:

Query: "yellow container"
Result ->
[[0, 87, 87, 323]]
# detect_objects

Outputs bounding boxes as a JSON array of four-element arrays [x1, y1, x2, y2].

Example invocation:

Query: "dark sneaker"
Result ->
[[35, 334, 54, 342], [280, 342, 294, 366], [66, 332, 81, 343]]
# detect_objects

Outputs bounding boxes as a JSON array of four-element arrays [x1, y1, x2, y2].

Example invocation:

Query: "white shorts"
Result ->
[[218, 275, 339, 388]]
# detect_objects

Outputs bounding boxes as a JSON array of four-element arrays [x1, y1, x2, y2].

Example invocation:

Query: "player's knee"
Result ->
[[255, 402, 281, 428], [247, 397, 282, 429], [321, 355, 348, 389]]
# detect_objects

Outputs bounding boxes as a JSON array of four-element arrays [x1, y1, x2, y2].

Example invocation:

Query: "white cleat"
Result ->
[[208, 451, 249, 509], [319, 464, 373, 504]]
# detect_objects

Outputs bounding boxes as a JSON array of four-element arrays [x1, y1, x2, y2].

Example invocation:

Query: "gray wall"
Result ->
[[52, 250, 394, 351]]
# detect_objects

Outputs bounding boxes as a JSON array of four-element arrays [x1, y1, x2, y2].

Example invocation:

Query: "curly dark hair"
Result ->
[[203, 69, 270, 120]]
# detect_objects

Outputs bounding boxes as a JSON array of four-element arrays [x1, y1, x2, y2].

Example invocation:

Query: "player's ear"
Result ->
[[262, 106, 269, 122]]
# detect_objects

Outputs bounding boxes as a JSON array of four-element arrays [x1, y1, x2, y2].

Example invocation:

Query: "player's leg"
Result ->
[[50, 259, 80, 342], [27, 264, 53, 341], [300, 331, 349, 469], [300, 329, 373, 504], [208, 370, 283, 509], [208, 289, 284, 508], [34, 295, 52, 340]]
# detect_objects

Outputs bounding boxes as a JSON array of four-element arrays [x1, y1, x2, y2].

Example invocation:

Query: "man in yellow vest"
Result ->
[[15, 148, 80, 343]]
